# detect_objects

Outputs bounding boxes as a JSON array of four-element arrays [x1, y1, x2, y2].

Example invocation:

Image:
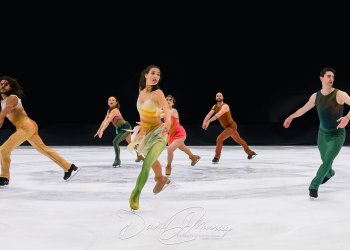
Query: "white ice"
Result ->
[[1, 145, 350, 250]]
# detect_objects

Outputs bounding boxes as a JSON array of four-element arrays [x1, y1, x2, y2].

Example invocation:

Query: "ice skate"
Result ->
[[135, 154, 144, 163], [165, 164, 172, 176], [248, 151, 257, 160], [129, 190, 140, 211], [64, 164, 80, 181], [113, 161, 121, 168], [321, 170, 335, 184], [309, 189, 318, 199], [153, 176, 170, 194], [0, 177, 9, 186], [189, 155, 200, 166]]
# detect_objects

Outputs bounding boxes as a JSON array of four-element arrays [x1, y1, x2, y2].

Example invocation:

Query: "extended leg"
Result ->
[[130, 140, 166, 210]]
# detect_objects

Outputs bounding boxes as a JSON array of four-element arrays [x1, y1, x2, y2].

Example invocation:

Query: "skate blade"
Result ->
[[153, 179, 171, 195], [248, 154, 257, 160], [65, 168, 81, 182], [309, 196, 317, 200], [122, 129, 134, 132]]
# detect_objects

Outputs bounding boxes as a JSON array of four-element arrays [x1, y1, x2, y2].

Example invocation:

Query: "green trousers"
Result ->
[[113, 122, 131, 166], [132, 140, 166, 196], [309, 128, 345, 190]]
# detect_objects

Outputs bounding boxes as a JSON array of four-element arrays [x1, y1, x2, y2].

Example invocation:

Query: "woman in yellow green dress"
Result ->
[[127, 65, 171, 210]]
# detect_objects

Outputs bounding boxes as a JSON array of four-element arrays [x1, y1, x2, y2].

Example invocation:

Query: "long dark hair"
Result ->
[[0, 76, 24, 100], [138, 65, 161, 92]]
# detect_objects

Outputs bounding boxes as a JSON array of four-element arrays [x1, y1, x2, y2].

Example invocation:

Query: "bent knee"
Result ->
[[167, 147, 176, 153], [216, 138, 224, 144]]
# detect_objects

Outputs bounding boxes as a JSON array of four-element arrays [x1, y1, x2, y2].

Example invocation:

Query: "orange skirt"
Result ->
[[168, 124, 186, 145]]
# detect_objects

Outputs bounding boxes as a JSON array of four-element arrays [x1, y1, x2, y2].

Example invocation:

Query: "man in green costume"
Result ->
[[283, 67, 350, 199]]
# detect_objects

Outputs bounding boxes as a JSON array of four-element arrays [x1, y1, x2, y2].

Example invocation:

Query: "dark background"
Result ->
[[1, 3, 350, 146]]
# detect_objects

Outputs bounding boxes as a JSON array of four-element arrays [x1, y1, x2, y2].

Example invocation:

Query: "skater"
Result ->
[[162, 94, 200, 175], [94, 96, 133, 167], [127, 65, 171, 210], [202, 92, 257, 163], [283, 67, 350, 199], [0, 76, 78, 186]]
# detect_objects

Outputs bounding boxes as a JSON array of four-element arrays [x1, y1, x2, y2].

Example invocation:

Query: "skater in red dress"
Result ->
[[162, 95, 200, 176]]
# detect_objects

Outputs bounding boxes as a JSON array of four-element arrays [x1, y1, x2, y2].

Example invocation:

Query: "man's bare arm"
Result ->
[[336, 90, 350, 128], [202, 109, 215, 129], [283, 93, 316, 128]]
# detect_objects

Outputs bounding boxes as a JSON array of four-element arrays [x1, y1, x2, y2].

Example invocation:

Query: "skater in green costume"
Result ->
[[94, 96, 132, 167], [283, 67, 350, 198]]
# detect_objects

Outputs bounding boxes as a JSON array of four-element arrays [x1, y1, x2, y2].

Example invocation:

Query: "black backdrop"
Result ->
[[1, 3, 350, 146]]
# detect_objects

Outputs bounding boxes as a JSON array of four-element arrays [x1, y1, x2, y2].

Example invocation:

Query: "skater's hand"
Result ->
[[161, 122, 170, 136], [336, 116, 350, 129], [202, 121, 210, 130], [94, 131, 103, 138], [283, 117, 293, 128]]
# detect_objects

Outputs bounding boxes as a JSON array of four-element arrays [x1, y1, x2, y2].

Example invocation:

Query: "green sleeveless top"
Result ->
[[315, 88, 343, 130]]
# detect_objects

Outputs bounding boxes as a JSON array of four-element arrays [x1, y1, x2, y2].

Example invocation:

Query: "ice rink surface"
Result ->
[[1, 145, 350, 250]]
